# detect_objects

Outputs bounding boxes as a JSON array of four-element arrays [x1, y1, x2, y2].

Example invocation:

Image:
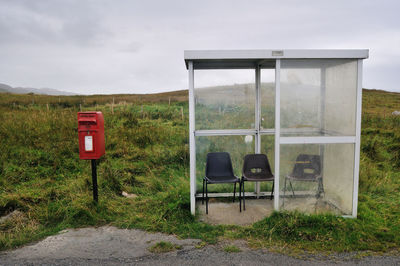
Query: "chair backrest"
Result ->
[[291, 154, 321, 179], [242, 154, 273, 178], [205, 152, 235, 178]]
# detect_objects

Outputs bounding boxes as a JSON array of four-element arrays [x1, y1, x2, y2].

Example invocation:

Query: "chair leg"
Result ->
[[239, 180, 242, 212], [202, 179, 205, 205], [321, 178, 324, 193], [242, 181, 246, 211], [206, 181, 208, 214], [233, 182, 236, 203], [270, 181, 274, 200], [317, 178, 324, 198], [289, 180, 295, 197], [320, 178, 324, 193]]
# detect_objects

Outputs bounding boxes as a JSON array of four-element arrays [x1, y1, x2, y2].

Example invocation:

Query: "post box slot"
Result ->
[[79, 121, 97, 126], [78, 117, 97, 126]]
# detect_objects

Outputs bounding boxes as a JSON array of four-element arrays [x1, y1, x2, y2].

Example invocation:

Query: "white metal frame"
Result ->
[[185, 49, 369, 64], [186, 49, 367, 217], [274, 59, 281, 211], [280, 136, 356, 144], [195, 129, 256, 136], [188, 61, 196, 214], [352, 59, 363, 217], [255, 64, 261, 196]]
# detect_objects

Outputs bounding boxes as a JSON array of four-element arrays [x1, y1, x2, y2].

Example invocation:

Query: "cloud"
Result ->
[[0, 0, 108, 46], [0, 0, 399, 94], [118, 42, 142, 53]]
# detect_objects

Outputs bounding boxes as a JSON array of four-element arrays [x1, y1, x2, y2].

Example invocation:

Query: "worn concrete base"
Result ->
[[197, 198, 274, 226], [197, 197, 342, 226]]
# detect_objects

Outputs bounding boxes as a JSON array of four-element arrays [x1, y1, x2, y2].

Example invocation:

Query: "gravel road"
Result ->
[[0, 226, 398, 265]]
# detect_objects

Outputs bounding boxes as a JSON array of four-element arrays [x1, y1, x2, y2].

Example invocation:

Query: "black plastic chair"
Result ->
[[203, 152, 240, 214], [240, 154, 274, 212], [283, 154, 324, 199]]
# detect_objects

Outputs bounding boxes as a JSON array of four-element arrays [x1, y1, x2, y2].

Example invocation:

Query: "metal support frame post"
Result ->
[[319, 67, 326, 174], [274, 59, 281, 211], [320, 67, 326, 132], [352, 59, 363, 218], [188, 61, 196, 215], [255, 65, 261, 197]]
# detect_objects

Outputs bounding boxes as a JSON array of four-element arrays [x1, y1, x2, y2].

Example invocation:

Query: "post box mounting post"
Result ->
[[91, 159, 98, 203]]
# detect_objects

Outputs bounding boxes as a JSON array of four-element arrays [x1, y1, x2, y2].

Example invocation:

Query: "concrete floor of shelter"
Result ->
[[197, 197, 342, 226], [197, 198, 274, 226]]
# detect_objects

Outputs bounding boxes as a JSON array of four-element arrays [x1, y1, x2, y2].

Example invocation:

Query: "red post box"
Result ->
[[78, 112, 105, 160]]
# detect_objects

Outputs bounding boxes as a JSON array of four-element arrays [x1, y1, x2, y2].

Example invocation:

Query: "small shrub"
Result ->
[[101, 162, 123, 195], [362, 136, 380, 160], [123, 117, 139, 128]]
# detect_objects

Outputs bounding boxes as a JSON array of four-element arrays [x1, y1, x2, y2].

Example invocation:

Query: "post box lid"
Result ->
[[78, 112, 102, 120], [78, 111, 99, 116]]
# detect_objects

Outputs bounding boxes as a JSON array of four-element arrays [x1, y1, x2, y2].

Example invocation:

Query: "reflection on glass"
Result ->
[[279, 143, 355, 215]]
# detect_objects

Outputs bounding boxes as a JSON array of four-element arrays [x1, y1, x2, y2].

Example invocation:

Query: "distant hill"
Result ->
[[0, 83, 77, 95]]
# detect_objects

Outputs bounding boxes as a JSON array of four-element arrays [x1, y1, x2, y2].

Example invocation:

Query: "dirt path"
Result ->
[[0, 226, 399, 265]]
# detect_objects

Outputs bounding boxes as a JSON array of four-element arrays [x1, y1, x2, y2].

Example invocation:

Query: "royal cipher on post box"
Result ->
[[78, 112, 105, 160]]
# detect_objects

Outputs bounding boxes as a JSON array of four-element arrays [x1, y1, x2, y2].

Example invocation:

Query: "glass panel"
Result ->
[[280, 60, 321, 135], [279, 143, 355, 215], [260, 69, 275, 129], [259, 134, 275, 192], [194, 69, 255, 130], [195, 135, 255, 193], [324, 60, 358, 135], [280, 59, 357, 137]]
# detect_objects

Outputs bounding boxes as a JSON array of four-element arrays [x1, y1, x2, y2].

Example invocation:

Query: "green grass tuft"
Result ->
[[148, 241, 182, 253], [223, 245, 241, 253]]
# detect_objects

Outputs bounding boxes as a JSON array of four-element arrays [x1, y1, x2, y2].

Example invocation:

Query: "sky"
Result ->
[[0, 0, 399, 94]]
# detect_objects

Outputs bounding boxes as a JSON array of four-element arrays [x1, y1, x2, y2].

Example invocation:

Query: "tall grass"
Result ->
[[0, 89, 399, 253]]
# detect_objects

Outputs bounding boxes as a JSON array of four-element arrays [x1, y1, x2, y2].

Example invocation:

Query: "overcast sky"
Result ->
[[0, 0, 399, 94]]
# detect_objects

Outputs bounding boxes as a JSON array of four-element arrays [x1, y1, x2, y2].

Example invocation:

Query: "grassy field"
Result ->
[[0, 89, 399, 253]]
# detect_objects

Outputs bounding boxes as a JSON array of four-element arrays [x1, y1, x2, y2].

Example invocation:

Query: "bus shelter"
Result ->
[[185, 49, 368, 218]]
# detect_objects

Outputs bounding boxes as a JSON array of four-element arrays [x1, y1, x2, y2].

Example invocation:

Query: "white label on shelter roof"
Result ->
[[85, 136, 93, 151], [272, 50, 284, 56]]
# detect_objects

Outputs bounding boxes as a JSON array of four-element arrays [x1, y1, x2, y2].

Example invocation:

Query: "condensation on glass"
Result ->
[[280, 59, 357, 136], [194, 69, 255, 130], [260, 69, 275, 130]]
